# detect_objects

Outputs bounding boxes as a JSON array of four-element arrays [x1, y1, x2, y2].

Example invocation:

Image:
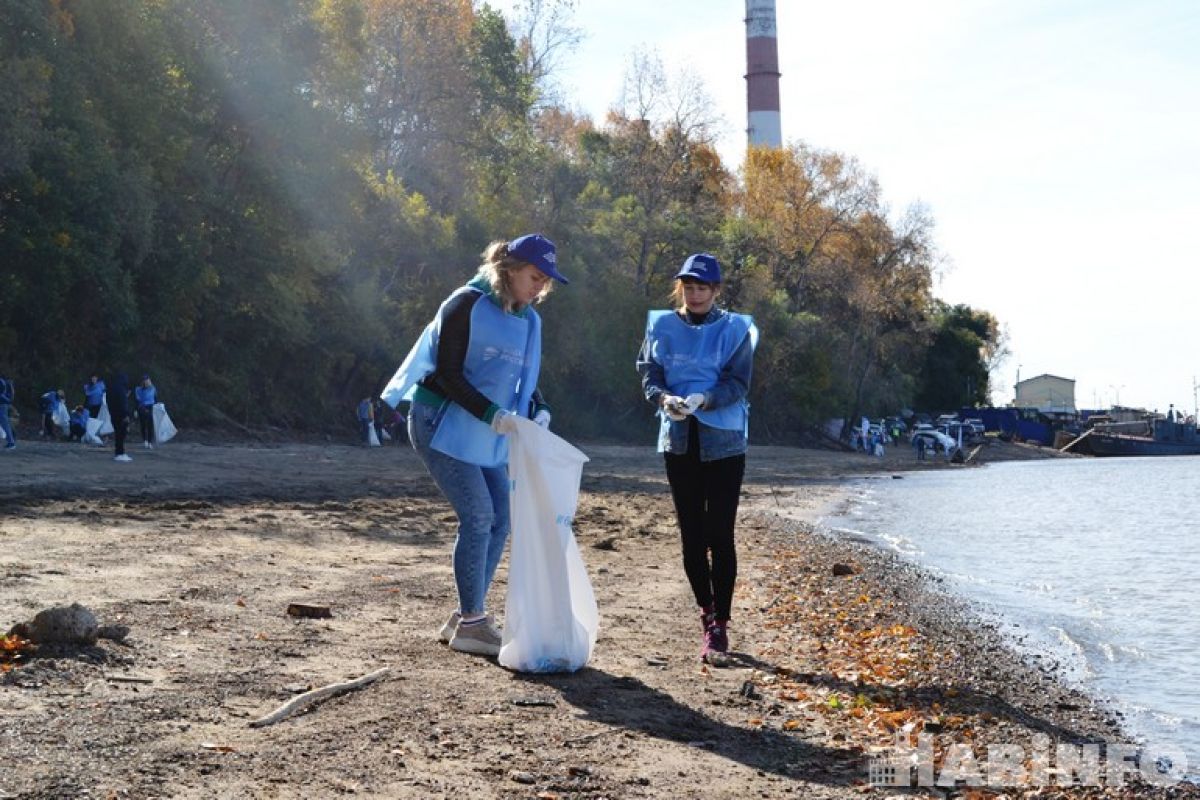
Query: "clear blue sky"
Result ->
[[502, 0, 1200, 413]]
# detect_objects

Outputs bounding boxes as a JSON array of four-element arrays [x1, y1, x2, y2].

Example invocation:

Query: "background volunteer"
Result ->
[[136, 375, 157, 448]]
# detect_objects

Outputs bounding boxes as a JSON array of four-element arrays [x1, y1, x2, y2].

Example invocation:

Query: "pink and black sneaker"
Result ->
[[701, 620, 730, 666]]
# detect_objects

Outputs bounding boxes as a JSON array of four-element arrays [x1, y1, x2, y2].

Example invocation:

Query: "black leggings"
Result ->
[[664, 428, 746, 623], [113, 415, 128, 456], [138, 406, 155, 443]]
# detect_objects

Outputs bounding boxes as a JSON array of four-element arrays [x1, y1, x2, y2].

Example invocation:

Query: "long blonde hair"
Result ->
[[478, 240, 555, 311]]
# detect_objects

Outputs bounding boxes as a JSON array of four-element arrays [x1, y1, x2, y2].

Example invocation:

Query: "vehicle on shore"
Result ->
[[911, 427, 957, 454], [940, 421, 985, 446]]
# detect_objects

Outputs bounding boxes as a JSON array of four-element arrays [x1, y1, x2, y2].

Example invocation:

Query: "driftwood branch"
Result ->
[[562, 728, 620, 747], [104, 674, 154, 684], [248, 667, 391, 728]]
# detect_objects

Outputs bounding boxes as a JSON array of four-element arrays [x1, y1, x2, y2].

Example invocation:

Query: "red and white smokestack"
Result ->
[[745, 0, 782, 149]]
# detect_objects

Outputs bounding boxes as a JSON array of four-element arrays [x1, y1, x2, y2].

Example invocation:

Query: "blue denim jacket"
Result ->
[[636, 307, 754, 461]]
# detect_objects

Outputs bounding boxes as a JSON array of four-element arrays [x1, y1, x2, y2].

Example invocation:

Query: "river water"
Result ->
[[823, 456, 1200, 776]]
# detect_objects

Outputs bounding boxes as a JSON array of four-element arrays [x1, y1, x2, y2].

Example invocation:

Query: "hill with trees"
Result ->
[[0, 0, 1002, 440]]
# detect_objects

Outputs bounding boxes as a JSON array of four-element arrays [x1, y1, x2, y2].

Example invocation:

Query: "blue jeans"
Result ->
[[0, 404, 13, 446], [408, 401, 510, 617]]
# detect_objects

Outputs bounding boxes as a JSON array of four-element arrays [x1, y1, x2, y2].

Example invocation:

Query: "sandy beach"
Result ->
[[0, 435, 1190, 798]]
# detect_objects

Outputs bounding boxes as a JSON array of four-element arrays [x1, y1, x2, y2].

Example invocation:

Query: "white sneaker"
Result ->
[[114, 454, 133, 462], [449, 616, 502, 656]]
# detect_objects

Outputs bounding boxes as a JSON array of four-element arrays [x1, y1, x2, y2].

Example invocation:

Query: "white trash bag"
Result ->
[[499, 416, 597, 673], [84, 417, 104, 445], [368, 424, 381, 447], [97, 397, 114, 436], [153, 403, 177, 444], [52, 402, 69, 429]]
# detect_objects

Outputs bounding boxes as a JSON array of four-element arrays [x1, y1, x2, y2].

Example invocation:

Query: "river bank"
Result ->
[[0, 437, 1185, 798]]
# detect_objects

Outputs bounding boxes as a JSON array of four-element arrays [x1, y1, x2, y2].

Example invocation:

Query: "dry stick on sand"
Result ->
[[248, 667, 391, 728], [562, 728, 621, 747]]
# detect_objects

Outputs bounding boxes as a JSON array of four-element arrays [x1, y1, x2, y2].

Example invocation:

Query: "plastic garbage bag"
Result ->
[[368, 425, 381, 447], [84, 417, 104, 445], [153, 403, 177, 444], [499, 416, 597, 673], [52, 403, 69, 429], [97, 398, 114, 436]]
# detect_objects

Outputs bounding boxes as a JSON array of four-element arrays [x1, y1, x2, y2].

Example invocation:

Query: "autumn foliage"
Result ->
[[0, 1, 1000, 437], [0, 633, 33, 673]]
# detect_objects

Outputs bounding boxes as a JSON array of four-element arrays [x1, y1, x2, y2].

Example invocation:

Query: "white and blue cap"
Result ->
[[508, 233, 568, 284], [675, 252, 722, 284]]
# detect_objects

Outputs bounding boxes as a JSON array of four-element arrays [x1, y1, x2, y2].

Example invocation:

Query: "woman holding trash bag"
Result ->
[[380, 234, 567, 657], [39, 389, 65, 440], [83, 374, 105, 420], [355, 397, 374, 445], [68, 405, 89, 442], [135, 375, 157, 449], [636, 253, 757, 666]]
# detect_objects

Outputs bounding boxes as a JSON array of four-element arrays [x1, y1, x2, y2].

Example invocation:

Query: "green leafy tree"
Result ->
[[914, 302, 1001, 412]]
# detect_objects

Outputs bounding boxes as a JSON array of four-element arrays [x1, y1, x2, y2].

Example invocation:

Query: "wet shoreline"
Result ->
[[738, 468, 1198, 796]]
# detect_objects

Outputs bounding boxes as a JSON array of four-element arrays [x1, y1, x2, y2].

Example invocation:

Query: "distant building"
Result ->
[[1014, 374, 1076, 413]]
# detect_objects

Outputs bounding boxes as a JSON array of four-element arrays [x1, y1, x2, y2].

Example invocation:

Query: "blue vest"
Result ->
[[381, 286, 542, 467], [645, 309, 756, 436], [84, 381, 105, 405]]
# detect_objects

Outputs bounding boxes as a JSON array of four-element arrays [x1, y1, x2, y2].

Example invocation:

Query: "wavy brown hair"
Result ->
[[669, 278, 721, 312], [478, 241, 555, 312]]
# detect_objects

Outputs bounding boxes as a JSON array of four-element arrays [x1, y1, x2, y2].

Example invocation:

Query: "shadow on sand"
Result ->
[[510, 665, 862, 786]]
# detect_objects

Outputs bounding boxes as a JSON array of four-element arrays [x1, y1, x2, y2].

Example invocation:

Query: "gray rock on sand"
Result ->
[[29, 603, 99, 644], [8, 603, 128, 645]]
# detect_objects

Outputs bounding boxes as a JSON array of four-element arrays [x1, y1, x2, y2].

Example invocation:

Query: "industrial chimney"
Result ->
[[745, 0, 782, 148]]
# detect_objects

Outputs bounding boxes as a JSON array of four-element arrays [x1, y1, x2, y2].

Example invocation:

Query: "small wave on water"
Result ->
[[823, 458, 1200, 779]]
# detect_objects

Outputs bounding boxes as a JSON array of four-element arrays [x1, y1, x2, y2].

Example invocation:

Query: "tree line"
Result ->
[[0, 0, 1003, 441]]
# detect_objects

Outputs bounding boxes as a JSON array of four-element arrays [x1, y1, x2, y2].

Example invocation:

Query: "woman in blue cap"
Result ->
[[381, 234, 568, 657], [135, 375, 157, 448], [636, 253, 757, 665]]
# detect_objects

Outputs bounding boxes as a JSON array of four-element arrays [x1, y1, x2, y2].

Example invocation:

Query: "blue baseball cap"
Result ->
[[508, 233, 568, 284], [675, 253, 722, 284]]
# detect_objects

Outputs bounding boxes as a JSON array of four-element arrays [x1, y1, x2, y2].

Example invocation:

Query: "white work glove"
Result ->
[[490, 409, 519, 435], [661, 395, 688, 422], [533, 409, 551, 429], [682, 393, 705, 414]]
